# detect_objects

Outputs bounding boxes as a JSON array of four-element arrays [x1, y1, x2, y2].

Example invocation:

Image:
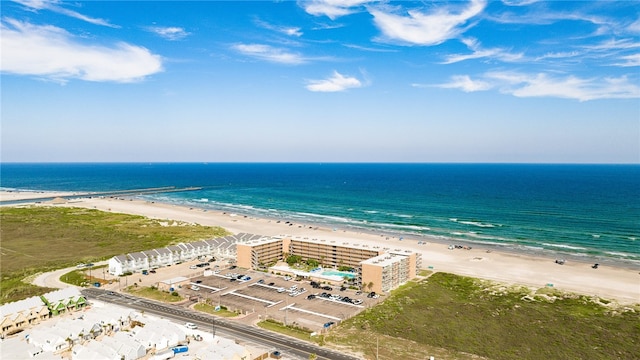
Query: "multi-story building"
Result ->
[[236, 237, 284, 269], [360, 250, 421, 293], [236, 236, 421, 293]]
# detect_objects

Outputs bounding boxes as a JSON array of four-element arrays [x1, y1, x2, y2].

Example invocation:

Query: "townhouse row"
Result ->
[[108, 233, 263, 276]]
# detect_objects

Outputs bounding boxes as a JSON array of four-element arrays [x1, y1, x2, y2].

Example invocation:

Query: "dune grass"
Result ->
[[326, 273, 640, 360], [0, 206, 229, 304]]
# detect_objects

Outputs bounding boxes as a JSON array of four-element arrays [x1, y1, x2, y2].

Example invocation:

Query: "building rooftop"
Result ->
[[361, 252, 409, 266]]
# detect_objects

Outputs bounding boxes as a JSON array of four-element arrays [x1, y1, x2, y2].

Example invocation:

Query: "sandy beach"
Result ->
[[3, 190, 639, 305]]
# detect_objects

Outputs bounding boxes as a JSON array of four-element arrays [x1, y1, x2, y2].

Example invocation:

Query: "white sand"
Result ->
[[0, 190, 77, 201], [5, 190, 640, 305]]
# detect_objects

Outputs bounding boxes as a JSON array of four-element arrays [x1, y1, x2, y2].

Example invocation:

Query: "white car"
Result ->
[[277, 287, 286, 293], [185, 322, 197, 329]]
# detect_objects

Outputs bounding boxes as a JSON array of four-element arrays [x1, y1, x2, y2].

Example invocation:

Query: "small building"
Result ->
[[0, 296, 49, 338], [157, 277, 190, 292], [41, 288, 86, 316]]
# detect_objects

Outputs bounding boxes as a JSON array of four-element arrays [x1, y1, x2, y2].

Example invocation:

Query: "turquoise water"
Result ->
[[1, 163, 638, 267], [322, 270, 356, 279]]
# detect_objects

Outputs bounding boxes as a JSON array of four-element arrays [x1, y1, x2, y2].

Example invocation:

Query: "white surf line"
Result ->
[[223, 290, 276, 305], [280, 304, 341, 321]]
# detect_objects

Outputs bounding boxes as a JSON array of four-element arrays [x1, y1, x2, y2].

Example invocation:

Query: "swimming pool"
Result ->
[[321, 270, 356, 279]]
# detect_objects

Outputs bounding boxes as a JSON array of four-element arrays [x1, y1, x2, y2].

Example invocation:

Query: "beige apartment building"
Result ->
[[237, 236, 421, 293], [236, 237, 285, 269], [361, 251, 421, 293]]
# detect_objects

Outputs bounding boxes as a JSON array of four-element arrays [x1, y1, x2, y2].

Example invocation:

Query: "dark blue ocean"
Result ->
[[2, 163, 639, 267]]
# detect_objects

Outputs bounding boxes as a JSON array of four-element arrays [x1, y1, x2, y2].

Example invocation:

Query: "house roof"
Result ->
[[42, 287, 83, 304], [0, 296, 46, 318]]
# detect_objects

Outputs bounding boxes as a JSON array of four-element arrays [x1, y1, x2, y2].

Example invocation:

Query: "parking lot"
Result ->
[[102, 257, 383, 333], [181, 266, 383, 332]]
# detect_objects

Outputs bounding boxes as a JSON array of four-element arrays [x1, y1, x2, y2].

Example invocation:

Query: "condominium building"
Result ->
[[236, 237, 284, 269], [236, 235, 422, 293], [288, 237, 381, 269], [361, 250, 422, 293]]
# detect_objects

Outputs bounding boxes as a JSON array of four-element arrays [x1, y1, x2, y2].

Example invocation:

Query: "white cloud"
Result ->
[[583, 38, 640, 51], [254, 18, 303, 37], [369, 0, 486, 46], [629, 18, 640, 33], [488, 71, 640, 101], [0, 19, 163, 83], [147, 26, 190, 41], [283, 27, 303, 37], [501, 0, 540, 6], [442, 37, 523, 64], [614, 54, 640, 67], [232, 43, 305, 64], [433, 75, 492, 92], [301, 0, 372, 20], [14, 0, 118, 27], [435, 71, 640, 101], [535, 51, 581, 61], [306, 71, 362, 92]]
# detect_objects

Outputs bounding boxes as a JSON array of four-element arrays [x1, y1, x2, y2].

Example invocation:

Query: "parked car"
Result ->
[[257, 279, 265, 284], [322, 286, 332, 291], [307, 294, 316, 300], [185, 322, 197, 329]]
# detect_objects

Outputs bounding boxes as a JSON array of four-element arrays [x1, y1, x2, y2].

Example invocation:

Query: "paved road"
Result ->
[[32, 261, 109, 289], [82, 288, 362, 360]]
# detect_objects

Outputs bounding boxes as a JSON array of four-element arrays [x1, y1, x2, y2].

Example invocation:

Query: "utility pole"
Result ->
[[284, 299, 288, 326], [212, 317, 216, 339]]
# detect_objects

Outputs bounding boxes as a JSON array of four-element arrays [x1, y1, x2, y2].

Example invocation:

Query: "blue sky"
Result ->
[[1, 0, 639, 163]]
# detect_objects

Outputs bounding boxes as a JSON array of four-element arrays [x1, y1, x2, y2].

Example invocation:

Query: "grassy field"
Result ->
[[257, 319, 318, 343], [194, 303, 239, 318], [326, 273, 640, 360], [124, 285, 184, 302], [0, 206, 229, 304]]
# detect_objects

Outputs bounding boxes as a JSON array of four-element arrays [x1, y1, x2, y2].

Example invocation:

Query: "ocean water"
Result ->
[[1, 163, 639, 267]]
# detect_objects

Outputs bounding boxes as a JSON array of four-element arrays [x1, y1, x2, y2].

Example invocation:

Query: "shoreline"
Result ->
[[3, 190, 640, 305]]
